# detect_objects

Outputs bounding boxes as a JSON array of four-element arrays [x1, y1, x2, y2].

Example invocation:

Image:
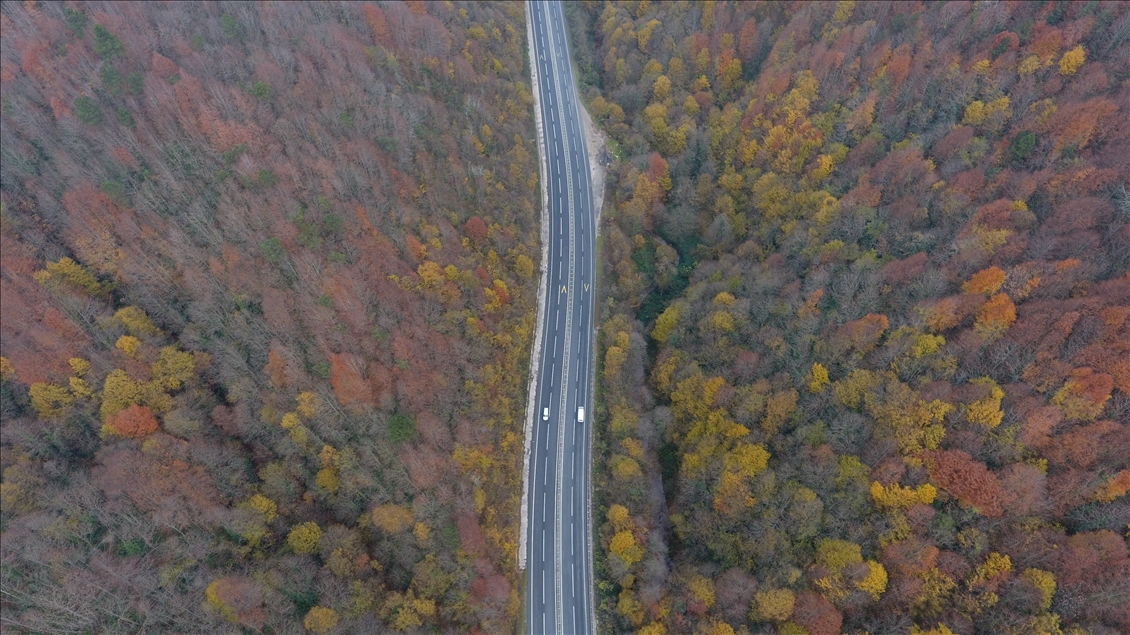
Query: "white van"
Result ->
[[577, 407, 585, 423], [542, 407, 549, 421]]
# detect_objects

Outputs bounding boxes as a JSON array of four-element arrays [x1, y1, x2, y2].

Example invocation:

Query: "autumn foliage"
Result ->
[[962, 266, 1006, 295], [1, 1, 538, 633], [2, 0, 1129, 633], [925, 450, 1004, 517], [205, 576, 265, 629], [103, 403, 159, 438], [973, 293, 1017, 340], [579, 0, 1130, 633]]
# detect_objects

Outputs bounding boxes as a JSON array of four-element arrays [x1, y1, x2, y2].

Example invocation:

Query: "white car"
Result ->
[[542, 407, 549, 421], [577, 407, 585, 423]]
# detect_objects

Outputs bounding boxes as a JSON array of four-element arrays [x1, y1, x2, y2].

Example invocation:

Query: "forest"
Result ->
[[567, 1, 1130, 634], [3, 1, 1130, 635], [1, 1, 541, 632]]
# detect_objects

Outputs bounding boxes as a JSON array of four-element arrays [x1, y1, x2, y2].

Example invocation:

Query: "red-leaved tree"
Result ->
[[925, 449, 1004, 517]]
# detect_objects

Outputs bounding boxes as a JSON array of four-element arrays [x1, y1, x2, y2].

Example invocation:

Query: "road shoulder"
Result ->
[[576, 95, 608, 235]]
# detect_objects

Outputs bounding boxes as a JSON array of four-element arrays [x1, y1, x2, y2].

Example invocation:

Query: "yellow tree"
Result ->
[[965, 378, 1004, 428], [1051, 367, 1113, 421], [29, 383, 74, 418], [871, 481, 937, 511], [37, 257, 103, 295], [297, 391, 321, 417], [100, 369, 146, 419], [867, 374, 951, 456], [610, 529, 644, 566], [716, 55, 743, 98], [1059, 45, 1085, 75], [316, 445, 341, 494], [288, 522, 323, 554], [604, 331, 630, 380], [151, 346, 196, 389], [113, 306, 160, 335], [762, 388, 798, 435], [652, 304, 681, 343], [752, 588, 794, 622], [856, 561, 889, 600], [811, 538, 886, 602], [372, 504, 414, 533], [617, 587, 646, 626], [116, 335, 141, 357], [304, 606, 339, 633], [204, 576, 265, 629], [1022, 568, 1056, 612], [637, 19, 659, 53], [809, 363, 830, 393]]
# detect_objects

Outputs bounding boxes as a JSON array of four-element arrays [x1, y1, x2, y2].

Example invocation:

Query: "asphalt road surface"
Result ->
[[524, 1, 597, 633]]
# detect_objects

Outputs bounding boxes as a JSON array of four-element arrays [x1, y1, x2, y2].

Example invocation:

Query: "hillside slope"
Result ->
[[569, 1, 1130, 633], [1, 2, 537, 632]]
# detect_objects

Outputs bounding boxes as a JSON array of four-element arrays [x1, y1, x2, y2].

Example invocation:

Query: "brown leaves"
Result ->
[[205, 576, 265, 629], [962, 266, 1007, 295], [92, 437, 223, 530], [973, 293, 1016, 340], [463, 215, 488, 244], [925, 449, 1004, 517], [1043, 419, 1125, 470], [1054, 530, 1128, 586], [791, 591, 842, 635], [403, 444, 449, 490], [836, 313, 889, 355], [103, 404, 159, 438], [1019, 405, 1061, 449], [329, 352, 372, 407], [881, 252, 928, 288], [1051, 367, 1114, 421], [264, 348, 289, 388]]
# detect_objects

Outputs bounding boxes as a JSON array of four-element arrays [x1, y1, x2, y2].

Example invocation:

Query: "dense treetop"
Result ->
[[570, 1, 1129, 634], [3, 1, 1129, 634], [1, 1, 538, 632]]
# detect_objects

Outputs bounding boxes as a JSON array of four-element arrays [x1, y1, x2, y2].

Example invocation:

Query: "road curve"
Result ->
[[522, 1, 597, 634]]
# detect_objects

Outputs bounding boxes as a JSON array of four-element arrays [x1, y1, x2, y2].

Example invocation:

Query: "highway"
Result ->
[[522, 1, 597, 634]]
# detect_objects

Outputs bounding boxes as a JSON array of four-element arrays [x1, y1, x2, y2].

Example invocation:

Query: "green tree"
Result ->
[[92, 24, 124, 59], [259, 237, 285, 263], [126, 71, 145, 94], [99, 64, 123, 95], [74, 97, 103, 125], [388, 413, 417, 443], [64, 7, 88, 36], [116, 108, 134, 127], [251, 81, 271, 101], [1010, 131, 1036, 162], [221, 14, 242, 40]]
